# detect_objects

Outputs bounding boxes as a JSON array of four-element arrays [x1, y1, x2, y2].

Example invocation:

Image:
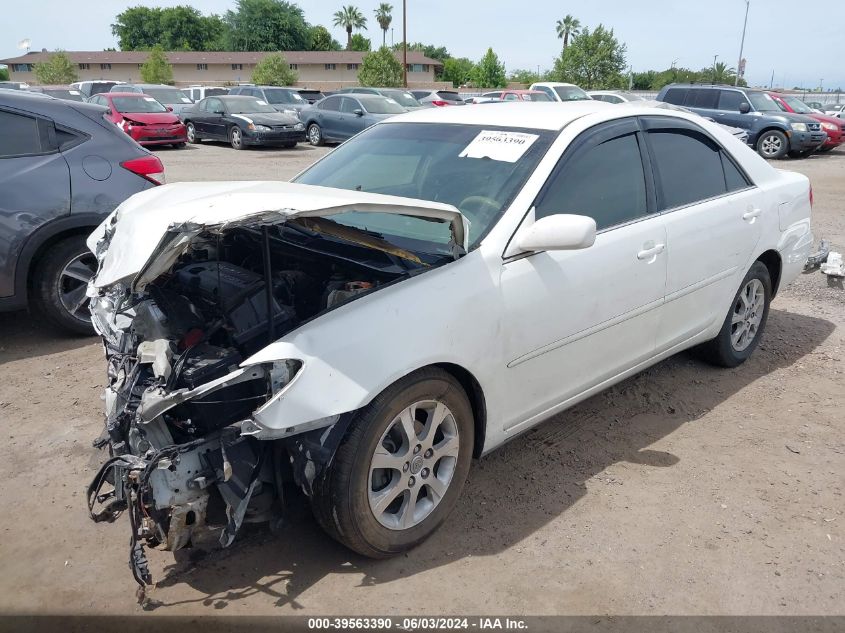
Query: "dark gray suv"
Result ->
[[657, 84, 827, 159], [0, 91, 163, 333]]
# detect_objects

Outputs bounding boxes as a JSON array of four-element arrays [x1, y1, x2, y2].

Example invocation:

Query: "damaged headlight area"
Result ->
[[85, 218, 411, 598]]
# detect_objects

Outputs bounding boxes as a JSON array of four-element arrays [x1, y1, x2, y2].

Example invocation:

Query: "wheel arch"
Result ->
[[15, 214, 104, 306], [755, 249, 782, 297], [431, 362, 487, 458]]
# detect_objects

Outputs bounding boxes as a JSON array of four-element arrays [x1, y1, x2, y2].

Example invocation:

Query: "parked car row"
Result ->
[[656, 84, 841, 159]]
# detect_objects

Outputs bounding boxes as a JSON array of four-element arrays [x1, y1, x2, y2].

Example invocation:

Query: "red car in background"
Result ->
[[768, 92, 844, 152], [87, 92, 188, 148]]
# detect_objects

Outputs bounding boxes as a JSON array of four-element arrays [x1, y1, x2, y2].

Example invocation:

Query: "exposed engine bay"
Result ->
[[86, 218, 435, 598]]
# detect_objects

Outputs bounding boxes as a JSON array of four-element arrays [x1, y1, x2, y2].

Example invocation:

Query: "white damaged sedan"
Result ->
[[86, 102, 813, 591]]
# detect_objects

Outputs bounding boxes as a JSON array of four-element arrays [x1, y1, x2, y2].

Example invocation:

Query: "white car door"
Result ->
[[498, 118, 668, 435], [639, 116, 763, 350]]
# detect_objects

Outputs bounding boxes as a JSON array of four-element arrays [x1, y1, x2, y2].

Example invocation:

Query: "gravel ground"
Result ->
[[0, 141, 842, 617]]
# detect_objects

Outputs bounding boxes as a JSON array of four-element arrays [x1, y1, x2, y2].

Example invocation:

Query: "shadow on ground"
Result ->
[[0, 310, 96, 366], [144, 307, 834, 610]]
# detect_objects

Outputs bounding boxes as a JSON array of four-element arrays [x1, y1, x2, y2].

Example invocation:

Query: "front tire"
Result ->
[[694, 261, 772, 367], [307, 123, 324, 146], [756, 130, 789, 159], [311, 368, 474, 558], [30, 235, 97, 335], [185, 122, 201, 143], [230, 126, 245, 150]]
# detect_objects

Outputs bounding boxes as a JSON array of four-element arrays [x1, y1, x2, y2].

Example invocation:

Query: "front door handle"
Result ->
[[637, 242, 666, 261], [742, 207, 762, 223]]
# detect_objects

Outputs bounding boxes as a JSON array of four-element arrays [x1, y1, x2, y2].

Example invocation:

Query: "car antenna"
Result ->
[[262, 225, 275, 344]]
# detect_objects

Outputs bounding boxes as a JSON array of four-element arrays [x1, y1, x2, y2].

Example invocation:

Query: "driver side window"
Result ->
[[535, 126, 649, 231], [340, 97, 360, 113]]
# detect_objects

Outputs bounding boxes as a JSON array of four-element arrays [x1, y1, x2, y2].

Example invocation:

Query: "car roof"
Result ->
[[390, 101, 615, 130], [106, 92, 155, 98]]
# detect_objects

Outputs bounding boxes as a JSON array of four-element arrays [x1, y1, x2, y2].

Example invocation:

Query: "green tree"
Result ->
[[552, 25, 626, 89], [706, 61, 737, 84], [374, 3, 392, 47], [441, 57, 474, 87], [509, 68, 543, 86], [225, 0, 310, 51], [357, 46, 403, 87], [251, 52, 298, 85], [392, 42, 450, 61], [308, 25, 342, 51], [350, 33, 371, 51], [112, 6, 225, 51], [333, 5, 367, 50], [631, 70, 657, 90], [0, 67, 9, 81], [555, 14, 581, 50], [472, 48, 506, 88], [34, 51, 78, 84], [140, 46, 174, 84]]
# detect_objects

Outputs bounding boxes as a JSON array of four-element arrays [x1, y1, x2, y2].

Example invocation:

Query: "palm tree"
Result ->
[[374, 3, 393, 47], [712, 61, 737, 84], [333, 5, 368, 50], [555, 14, 581, 49]]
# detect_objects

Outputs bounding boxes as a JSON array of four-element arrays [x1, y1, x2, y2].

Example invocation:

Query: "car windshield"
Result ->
[[381, 90, 421, 107], [145, 88, 192, 104], [554, 85, 590, 101], [225, 97, 278, 113], [113, 96, 167, 113], [523, 93, 551, 102], [359, 96, 407, 114], [294, 122, 554, 251], [781, 96, 814, 114], [747, 92, 780, 112], [264, 89, 305, 104], [204, 88, 228, 97], [437, 91, 463, 102]]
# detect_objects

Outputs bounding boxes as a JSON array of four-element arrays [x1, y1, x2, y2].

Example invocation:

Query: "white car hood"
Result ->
[[88, 181, 469, 291]]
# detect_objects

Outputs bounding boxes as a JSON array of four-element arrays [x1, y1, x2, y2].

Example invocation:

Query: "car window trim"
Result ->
[[638, 114, 756, 213], [502, 117, 657, 262]]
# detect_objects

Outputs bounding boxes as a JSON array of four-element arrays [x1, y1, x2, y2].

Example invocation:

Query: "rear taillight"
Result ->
[[121, 155, 165, 185], [809, 184, 814, 208], [431, 100, 449, 106]]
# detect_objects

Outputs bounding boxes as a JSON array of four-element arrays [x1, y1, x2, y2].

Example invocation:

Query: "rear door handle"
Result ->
[[637, 243, 665, 261], [742, 207, 762, 223]]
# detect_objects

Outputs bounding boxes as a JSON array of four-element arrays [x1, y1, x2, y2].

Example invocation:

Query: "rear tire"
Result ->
[[30, 235, 97, 336], [311, 367, 474, 558], [693, 261, 771, 368], [756, 130, 788, 159], [307, 123, 324, 146]]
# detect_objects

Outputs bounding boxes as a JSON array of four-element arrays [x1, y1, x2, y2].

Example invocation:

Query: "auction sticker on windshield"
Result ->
[[459, 130, 539, 163]]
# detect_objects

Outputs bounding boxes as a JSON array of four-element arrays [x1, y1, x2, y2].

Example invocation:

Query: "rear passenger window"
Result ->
[[685, 89, 719, 109], [536, 132, 647, 230], [0, 110, 43, 157], [722, 153, 751, 191], [647, 129, 727, 209], [662, 88, 688, 105]]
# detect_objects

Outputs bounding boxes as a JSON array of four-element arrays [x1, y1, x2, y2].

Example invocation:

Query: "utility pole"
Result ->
[[402, 0, 407, 88], [712, 54, 718, 83], [735, 0, 749, 86]]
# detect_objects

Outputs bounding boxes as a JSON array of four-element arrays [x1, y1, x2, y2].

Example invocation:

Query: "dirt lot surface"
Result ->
[[0, 141, 842, 617]]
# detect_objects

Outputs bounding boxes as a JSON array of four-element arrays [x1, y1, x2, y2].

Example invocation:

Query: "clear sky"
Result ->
[[2, 0, 841, 90]]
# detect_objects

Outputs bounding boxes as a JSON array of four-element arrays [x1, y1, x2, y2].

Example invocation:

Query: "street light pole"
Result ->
[[402, 0, 407, 88], [713, 54, 718, 83], [735, 0, 750, 86]]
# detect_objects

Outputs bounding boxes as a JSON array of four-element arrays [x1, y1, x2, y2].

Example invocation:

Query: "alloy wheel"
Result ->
[[308, 124, 321, 145], [730, 278, 765, 351], [59, 252, 97, 322], [760, 134, 783, 157], [368, 400, 460, 530], [186, 123, 196, 142], [231, 128, 242, 149]]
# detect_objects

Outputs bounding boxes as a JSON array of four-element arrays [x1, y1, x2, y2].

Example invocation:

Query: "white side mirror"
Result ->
[[516, 214, 597, 252]]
